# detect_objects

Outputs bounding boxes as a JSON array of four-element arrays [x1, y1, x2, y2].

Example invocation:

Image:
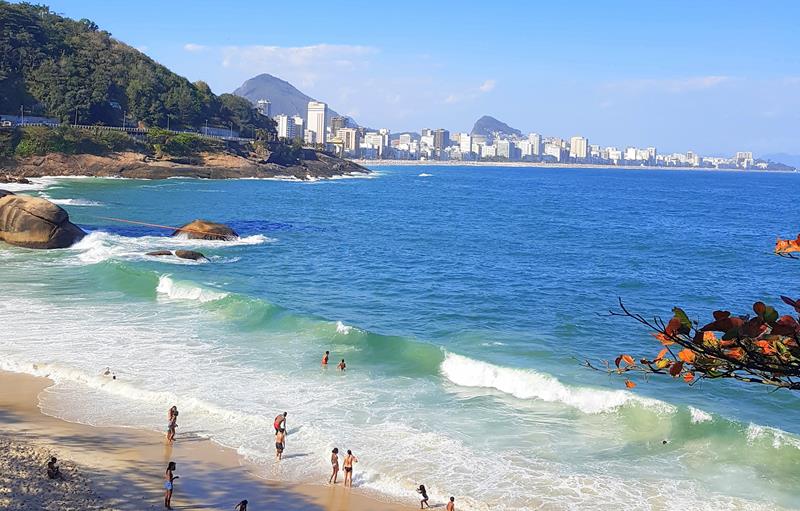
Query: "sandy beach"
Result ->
[[0, 370, 409, 511]]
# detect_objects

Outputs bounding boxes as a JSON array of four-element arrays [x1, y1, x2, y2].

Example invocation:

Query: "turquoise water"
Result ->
[[1, 167, 800, 510]]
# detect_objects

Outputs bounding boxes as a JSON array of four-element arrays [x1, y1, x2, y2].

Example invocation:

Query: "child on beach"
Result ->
[[417, 484, 429, 508], [343, 450, 358, 487], [275, 428, 286, 460], [337, 359, 346, 371], [46, 457, 61, 479], [166, 406, 178, 443], [446, 496, 455, 511], [329, 447, 340, 484], [164, 462, 179, 510]]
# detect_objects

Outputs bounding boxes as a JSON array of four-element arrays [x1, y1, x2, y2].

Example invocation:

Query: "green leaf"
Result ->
[[722, 329, 739, 341], [672, 307, 692, 329], [764, 306, 779, 324]]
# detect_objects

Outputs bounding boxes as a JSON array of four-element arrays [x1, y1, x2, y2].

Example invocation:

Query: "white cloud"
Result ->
[[479, 79, 496, 92], [220, 44, 377, 88], [183, 43, 207, 52], [605, 75, 731, 94]]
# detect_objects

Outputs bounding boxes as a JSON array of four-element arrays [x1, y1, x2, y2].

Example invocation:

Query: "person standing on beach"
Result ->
[[164, 461, 179, 510], [337, 359, 346, 371], [274, 412, 287, 434], [446, 496, 455, 511], [329, 447, 340, 484], [343, 450, 358, 487], [417, 484, 430, 508], [166, 406, 178, 443], [234, 499, 248, 510], [322, 351, 329, 366], [275, 428, 286, 460]]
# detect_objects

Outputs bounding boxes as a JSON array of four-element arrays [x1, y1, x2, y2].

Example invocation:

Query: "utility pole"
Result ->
[[19, 105, 23, 126], [74, 106, 78, 126], [229, 122, 232, 138], [205, 119, 208, 136], [122, 110, 126, 130], [167, 116, 170, 131]]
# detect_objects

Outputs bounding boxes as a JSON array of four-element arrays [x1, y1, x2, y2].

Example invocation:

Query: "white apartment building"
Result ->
[[307, 101, 328, 145], [528, 133, 542, 156], [569, 136, 589, 159], [459, 133, 472, 155], [337, 128, 360, 155], [543, 143, 563, 161], [497, 139, 513, 159], [275, 114, 295, 139], [256, 99, 271, 117], [292, 116, 305, 138]]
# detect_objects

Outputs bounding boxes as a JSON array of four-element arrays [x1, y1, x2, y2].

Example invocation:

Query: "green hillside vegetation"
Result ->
[[0, 1, 275, 136]]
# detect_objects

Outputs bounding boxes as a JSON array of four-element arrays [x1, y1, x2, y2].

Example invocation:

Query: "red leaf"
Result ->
[[669, 361, 684, 377], [753, 302, 767, 316], [621, 354, 635, 366], [713, 310, 731, 321]]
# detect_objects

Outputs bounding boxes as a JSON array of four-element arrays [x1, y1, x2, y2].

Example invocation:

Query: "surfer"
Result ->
[[329, 447, 340, 484], [343, 450, 358, 487], [275, 428, 286, 460], [274, 412, 287, 434]]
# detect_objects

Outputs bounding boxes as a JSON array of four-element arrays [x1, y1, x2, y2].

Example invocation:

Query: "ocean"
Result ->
[[1, 166, 799, 510]]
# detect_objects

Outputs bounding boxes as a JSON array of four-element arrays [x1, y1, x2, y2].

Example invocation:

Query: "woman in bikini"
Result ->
[[164, 461, 179, 509], [329, 447, 340, 484], [343, 450, 358, 487], [166, 406, 179, 442]]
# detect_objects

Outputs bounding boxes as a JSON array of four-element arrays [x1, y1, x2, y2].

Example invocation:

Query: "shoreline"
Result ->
[[0, 369, 409, 511], [352, 159, 797, 173]]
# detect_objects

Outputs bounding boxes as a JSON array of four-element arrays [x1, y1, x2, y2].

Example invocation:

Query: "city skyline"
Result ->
[[27, 0, 800, 156]]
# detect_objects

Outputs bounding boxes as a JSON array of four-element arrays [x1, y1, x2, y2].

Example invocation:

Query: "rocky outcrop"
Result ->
[[0, 175, 31, 184], [0, 194, 86, 248], [146, 249, 208, 261], [171, 220, 238, 241]]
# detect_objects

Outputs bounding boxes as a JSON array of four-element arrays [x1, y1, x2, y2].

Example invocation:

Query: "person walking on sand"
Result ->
[[417, 484, 430, 508], [164, 462, 179, 510], [343, 450, 358, 487], [274, 412, 287, 434], [275, 428, 286, 460], [337, 359, 346, 371], [234, 499, 248, 511], [322, 350, 330, 366], [446, 496, 455, 511], [329, 447, 340, 484]]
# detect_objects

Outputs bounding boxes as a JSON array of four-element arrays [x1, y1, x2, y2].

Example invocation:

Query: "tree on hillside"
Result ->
[[590, 236, 800, 392]]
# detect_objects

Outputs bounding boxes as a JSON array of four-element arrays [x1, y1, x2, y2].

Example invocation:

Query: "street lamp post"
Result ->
[[19, 105, 24, 126], [205, 119, 208, 136], [122, 110, 126, 130]]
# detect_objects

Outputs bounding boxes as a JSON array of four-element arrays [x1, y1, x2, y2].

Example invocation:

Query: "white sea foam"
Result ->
[[418, 173, 433, 177], [440, 352, 673, 415], [0, 176, 60, 192], [156, 275, 229, 303], [689, 406, 713, 423], [38, 192, 104, 206], [69, 231, 273, 264], [335, 321, 353, 335]]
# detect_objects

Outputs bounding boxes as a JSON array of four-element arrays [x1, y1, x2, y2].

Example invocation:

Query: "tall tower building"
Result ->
[[292, 115, 305, 139], [569, 136, 588, 159], [307, 101, 328, 145], [275, 114, 295, 139], [256, 99, 271, 118]]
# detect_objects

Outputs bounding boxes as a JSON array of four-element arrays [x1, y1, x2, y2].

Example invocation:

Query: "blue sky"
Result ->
[[34, 1, 800, 155]]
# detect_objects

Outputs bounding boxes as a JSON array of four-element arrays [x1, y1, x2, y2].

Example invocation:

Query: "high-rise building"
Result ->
[[330, 116, 347, 133], [569, 136, 589, 160], [275, 114, 295, 139], [256, 99, 271, 118], [292, 115, 305, 139], [543, 143, 563, 161], [337, 128, 361, 155], [364, 132, 387, 158], [399, 133, 412, 145], [459, 133, 472, 155], [497, 139, 513, 159], [307, 101, 328, 145], [624, 146, 639, 161], [528, 133, 542, 156], [421, 128, 433, 137]]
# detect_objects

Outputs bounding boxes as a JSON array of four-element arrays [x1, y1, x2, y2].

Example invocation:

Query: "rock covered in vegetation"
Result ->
[[171, 220, 238, 241], [0, 194, 86, 248]]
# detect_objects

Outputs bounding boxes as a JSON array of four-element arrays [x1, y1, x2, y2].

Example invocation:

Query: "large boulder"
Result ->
[[0, 194, 86, 249], [171, 219, 238, 241], [145, 249, 208, 261]]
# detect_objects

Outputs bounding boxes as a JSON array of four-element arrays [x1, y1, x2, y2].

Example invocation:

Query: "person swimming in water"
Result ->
[[164, 461, 179, 510], [329, 447, 340, 484], [275, 428, 286, 461], [322, 351, 329, 366], [337, 359, 346, 371], [274, 412, 287, 434], [417, 484, 430, 508], [343, 450, 358, 487]]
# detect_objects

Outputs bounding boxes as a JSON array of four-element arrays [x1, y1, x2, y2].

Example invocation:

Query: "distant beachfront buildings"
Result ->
[[255, 97, 770, 170]]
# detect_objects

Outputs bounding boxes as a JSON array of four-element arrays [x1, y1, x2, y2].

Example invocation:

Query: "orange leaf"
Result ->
[[621, 354, 635, 366], [652, 332, 675, 346], [624, 379, 636, 388], [755, 340, 776, 356], [683, 372, 695, 383], [702, 331, 718, 343], [725, 347, 745, 360], [678, 349, 696, 364], [656, 348, 668, 360], [669, 361, 684, 377]]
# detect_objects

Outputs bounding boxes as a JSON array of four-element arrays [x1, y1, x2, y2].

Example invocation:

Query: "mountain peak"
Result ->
[[471, 115, 522, 140], [233, 74, 348, 124]]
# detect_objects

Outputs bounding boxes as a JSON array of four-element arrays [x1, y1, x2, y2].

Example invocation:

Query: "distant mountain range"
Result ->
[[761, 153, 800, 169], [471, 115, 522, 140], [233, 74, 352, 126]]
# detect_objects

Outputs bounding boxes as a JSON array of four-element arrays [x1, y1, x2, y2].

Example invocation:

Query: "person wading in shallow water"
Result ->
[[275, 428, 286, 461], [343, 450, 358, 487], [274, 412, 287, 434], [322, 350, 329, 366], [329, 447, 340, 484], [446, 496, 455, 511], [164, 462, 179, 510], [337, 359, 346, 371], [166, 406, 178, 443]]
